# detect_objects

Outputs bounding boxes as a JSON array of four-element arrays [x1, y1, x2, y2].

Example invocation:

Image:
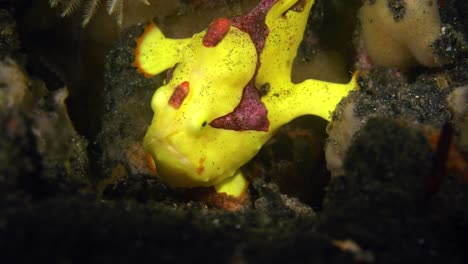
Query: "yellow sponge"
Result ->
[[359, 0, 441, 68]]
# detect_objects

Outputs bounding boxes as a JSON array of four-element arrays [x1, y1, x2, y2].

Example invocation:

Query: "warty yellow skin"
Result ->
[[135, 0, 357, 197]]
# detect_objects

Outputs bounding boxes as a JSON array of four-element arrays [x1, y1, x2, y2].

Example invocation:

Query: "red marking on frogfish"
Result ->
[[197, 155, 206, 175], [169, 81, 190, 109], [210, 80, 269, 131], [231, 0, 277, 55], [203, 18, 231, 47], [145, 153, 156, 173]]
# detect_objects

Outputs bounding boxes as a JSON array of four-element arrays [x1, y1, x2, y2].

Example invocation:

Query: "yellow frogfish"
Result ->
[[134, 0, 357, 198]]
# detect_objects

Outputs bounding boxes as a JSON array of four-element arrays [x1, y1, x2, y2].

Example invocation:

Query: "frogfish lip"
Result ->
[[144, 136, 205, 188]]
